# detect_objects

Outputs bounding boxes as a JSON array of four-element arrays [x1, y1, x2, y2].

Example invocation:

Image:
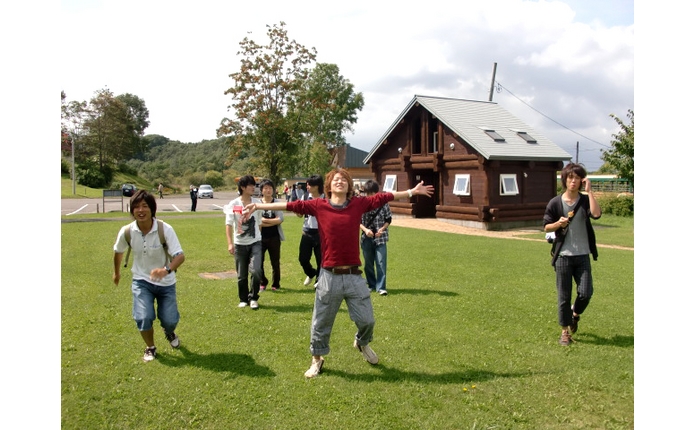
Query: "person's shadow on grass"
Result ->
[[157, 346, 276, 378], [324, 365, 529, 384], [575, 333, 633, 348]]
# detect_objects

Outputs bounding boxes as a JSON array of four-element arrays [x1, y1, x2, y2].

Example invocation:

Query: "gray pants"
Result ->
[[309, 270, 375, 356]]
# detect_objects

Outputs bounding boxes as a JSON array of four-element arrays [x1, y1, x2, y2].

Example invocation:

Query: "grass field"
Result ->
[[61, 212, 634, 429]]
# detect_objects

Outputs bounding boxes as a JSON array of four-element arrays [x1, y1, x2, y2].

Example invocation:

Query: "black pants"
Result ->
[[191, 198, 197, 212], [298, 230, 321, 281], [261, 235, 282, 288]]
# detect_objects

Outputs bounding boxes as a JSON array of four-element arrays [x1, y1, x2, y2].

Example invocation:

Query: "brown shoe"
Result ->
[[559, 330, 574, 346]]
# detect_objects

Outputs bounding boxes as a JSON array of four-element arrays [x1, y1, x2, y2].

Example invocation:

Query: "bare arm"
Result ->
[[583, 178, 602, 218], [113, 252, 124, 285], [390, 180, 435, 200]]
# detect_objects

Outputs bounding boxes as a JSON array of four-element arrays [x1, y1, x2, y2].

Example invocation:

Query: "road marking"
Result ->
[[172, 205, 183, 212], [66, 204, 89, 216]]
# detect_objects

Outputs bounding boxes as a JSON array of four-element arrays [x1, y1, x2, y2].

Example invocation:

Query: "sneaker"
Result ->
[[570, 314, 580, 334], [260, 285, 266, 291], [378, 290, 388, 296], [272, 286, 280, 291], [165, 331, 180, 348], [250, 300, 259, 310], [303, 276, 312, 286], [354, 340, 379, 364], [143, 346, 157, 362], [238, 302, 248, 308], [304, 357, 325, 378], [559, 330, 574, 346]]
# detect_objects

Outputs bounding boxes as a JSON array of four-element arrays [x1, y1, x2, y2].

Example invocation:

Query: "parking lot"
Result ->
[[60, 191, 243, 216]]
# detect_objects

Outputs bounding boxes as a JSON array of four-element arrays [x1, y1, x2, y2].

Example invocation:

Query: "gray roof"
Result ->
[[364, 95, 572, 163]]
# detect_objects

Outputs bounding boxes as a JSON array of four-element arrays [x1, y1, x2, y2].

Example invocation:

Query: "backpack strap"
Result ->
[[123, 220, 169, 268]]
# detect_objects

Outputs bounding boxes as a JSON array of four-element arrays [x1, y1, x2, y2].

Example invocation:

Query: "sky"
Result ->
[[59, 0, 634, 173]]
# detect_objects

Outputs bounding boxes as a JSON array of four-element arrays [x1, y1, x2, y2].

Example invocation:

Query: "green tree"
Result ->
[[217, 22, 317, 186], [601, 109, 634, 186], [291, 62, 364, 176], [81, 88, 150, 169]]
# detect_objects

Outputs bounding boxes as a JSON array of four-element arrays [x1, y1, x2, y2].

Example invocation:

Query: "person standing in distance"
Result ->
[[359, 180, 392, 296], [543, 163, 602, 346], [112, 190, 185, 362], [258, 178, 285, 291], [189, 185, 198, 212], [242, 168, 434, 378], [298, 175, 324, 287]]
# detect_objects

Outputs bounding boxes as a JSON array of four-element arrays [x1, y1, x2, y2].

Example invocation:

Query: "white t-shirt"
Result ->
[[113, 219, 183, 286], [224, 197, 262, 245]]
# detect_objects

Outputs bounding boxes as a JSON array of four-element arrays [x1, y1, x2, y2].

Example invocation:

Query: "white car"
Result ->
[[197, 184, 213, 198]]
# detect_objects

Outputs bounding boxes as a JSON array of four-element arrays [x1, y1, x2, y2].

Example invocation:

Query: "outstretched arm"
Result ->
[[391, 181, 434, 200]]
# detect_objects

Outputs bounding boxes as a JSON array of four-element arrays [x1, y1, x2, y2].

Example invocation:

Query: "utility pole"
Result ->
[[575, 141, 579, 165], [488, 62, 497, 102]]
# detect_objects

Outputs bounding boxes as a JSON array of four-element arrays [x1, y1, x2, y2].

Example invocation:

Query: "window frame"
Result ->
[[382, 175, 397, 192], [453, 174, 471, 196], [500, 174, 519, 196]]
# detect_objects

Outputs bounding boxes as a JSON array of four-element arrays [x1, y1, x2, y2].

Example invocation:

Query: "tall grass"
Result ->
[[61, 214, 633, 429]]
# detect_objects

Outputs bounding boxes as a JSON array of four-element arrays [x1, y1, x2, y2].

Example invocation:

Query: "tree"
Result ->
[[217, 22, 317, 187], [291, 62, 364, 176], [81, 88, 150, 169], [601, 109, 634, 186]]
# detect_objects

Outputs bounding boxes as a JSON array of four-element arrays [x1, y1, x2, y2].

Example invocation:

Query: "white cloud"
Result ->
[[61, 0, 634, 171]]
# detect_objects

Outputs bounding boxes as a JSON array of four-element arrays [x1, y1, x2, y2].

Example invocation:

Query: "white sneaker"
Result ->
[[238, 302, 248, 308], [303, 276, 312, 286], [250, 300, 259, 310], [143, 346, 157, 362], [354, 340, 378, 365], [304, 357, 324, 378]]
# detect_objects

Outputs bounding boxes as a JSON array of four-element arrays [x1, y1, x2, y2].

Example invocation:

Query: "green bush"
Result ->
[[598, 193, 634, 217], [76, 161, 114, 188], [61, 158, 71, 175]]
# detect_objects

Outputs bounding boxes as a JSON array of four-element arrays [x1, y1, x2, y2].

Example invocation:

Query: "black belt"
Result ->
[[324, 266, 362, 275]]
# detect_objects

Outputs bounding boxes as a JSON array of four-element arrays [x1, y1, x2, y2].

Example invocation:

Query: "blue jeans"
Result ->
[[361, 238, 388, 292], [131, 279, 180, 333]]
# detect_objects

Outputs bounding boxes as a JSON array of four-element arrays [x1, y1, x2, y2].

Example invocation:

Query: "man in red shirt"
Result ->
[[243, 168, 434, 378]]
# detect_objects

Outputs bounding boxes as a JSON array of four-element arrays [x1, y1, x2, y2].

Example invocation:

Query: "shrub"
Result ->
[[76, 161, 114, 189], [597, 193, 634, 217], [61, 158, 71, 175]]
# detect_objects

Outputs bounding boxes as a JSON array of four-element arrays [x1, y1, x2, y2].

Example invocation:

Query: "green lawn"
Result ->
[[61, 214, 634, 429]]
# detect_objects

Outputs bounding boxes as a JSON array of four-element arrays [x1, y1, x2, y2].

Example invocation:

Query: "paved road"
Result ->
[[61, 192, 243, 216]]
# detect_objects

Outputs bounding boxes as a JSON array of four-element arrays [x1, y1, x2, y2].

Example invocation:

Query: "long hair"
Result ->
[[325, 168, 353, 198], [129, 190, 157, 218]]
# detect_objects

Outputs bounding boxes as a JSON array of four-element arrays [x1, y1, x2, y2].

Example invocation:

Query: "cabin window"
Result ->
[[516, 131, 537, 143], [500, 174, 519, 195], [453, 174, 470, 196], [484, 129, 505, 142], [383, 175, 397, 192]]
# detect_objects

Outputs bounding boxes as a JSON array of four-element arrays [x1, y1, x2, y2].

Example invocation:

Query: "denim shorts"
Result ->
[[131, 278, 180, 332]]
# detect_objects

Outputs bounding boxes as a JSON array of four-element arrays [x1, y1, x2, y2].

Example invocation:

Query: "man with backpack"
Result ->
[[112, 190, 186, 362]]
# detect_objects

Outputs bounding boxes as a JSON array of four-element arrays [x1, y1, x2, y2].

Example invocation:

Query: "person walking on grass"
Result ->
[[258, 178, 285, 292], [543, 163, 602, 346], [298, 175, 323, 287], [224, 175, 263, 310], [242, 168, 434, 378], [359, 180, 392, 296], [112, 190, 186, 362]]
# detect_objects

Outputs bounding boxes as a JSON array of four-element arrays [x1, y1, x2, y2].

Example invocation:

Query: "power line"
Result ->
[[495, 82, 611, 149]]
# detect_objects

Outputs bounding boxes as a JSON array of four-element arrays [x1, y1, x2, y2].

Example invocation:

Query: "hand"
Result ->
[[113, 273, 120, 286], [558, 216, 570, 229], [582, 178, 592, 193], [149, 267, 167, 282], [413, 181, 435, 197]]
